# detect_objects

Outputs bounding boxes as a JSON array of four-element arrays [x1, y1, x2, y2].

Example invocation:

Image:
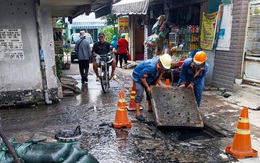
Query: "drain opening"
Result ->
[[156, 124, 228, 141]]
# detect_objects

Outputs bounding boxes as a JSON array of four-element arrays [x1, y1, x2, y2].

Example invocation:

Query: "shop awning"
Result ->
[[112, 0, 149, 15], [67, 13, 106, 29], [68, 21, 106, 29]]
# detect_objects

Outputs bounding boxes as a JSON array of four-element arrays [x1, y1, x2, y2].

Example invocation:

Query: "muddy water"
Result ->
[[0, 68, 238, 163]]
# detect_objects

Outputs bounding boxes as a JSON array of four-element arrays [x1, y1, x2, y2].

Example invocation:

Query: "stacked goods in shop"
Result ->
[[143, 34, 159, 49]]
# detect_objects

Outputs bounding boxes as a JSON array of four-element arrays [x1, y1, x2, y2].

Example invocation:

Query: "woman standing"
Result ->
[[117, 34, 129, 68], [110, 35, 119, 67]]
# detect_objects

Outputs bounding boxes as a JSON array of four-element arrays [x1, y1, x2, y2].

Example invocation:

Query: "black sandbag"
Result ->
[[14, 142, 72, 163], [62, 146, 86, 163], [76, 153, 99, 163]]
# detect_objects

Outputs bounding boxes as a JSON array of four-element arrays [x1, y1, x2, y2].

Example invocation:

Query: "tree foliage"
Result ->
[[99, 26, 115, 43], [106, 14, 117, 27], [99, 14, 120, 43]]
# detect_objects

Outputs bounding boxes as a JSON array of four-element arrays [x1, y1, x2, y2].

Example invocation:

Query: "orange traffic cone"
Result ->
[[128, 84, 137, 111], [113, 90, 132, 129], [165, 78, 171, 86], [127, 83, 143, 111], [225, 107, 258, 159]]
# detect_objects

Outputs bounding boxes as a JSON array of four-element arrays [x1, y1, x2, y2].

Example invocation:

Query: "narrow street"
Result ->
[[1, 62, 260, 163], [1, 0, 260, 162]]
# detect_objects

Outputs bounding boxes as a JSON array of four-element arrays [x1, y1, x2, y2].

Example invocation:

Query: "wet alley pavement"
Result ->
[[1, 62, 260, 163]]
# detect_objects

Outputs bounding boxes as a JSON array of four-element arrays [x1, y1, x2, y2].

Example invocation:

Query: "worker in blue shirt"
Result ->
[[178, 51, 210, 108], [132, 54, 172, 121]]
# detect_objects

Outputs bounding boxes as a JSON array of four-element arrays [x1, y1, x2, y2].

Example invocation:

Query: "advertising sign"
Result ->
[[200, 12, 218, 50], [118, 17, 129, 34], [53, 28, 63, 54], [216, 4, 233, 51]]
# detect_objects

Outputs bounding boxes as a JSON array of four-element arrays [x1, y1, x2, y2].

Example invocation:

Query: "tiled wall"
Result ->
[[213, 0, 249, 90]]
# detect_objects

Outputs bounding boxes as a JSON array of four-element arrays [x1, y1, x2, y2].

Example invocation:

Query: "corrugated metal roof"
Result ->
[[112, 0, 149, 15]]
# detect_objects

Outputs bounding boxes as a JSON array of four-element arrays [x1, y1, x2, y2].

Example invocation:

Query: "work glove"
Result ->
[[187, 82, 194, 89]]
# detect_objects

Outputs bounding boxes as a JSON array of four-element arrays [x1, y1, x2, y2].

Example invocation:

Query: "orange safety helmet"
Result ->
[[193, 51, 207, 65]]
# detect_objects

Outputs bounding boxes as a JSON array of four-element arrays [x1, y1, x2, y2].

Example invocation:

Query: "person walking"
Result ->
[[110, 35, 119, 67], [177, 51, 210, 108], [74, 31, 92, 84], [92, 33, 117, 81], [117, 34, 129, 68], [132, 54, 172, 121]]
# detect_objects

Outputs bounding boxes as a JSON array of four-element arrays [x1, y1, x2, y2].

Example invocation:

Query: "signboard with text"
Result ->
[[53, 28, 63, 54], [0, 28, 24, 60], [200, 12, 218, 50], [118, 17, 129, 34]]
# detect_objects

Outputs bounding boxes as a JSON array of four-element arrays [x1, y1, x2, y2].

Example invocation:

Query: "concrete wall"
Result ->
[[213, 0, 248, 91], [0, 0, 58, 106], [39, 3, 59, 89], [0, 0, 41, 91], [204, 50, 215, 85]]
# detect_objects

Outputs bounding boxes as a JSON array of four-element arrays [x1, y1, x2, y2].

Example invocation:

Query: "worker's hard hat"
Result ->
[[121, 34, 125, 38], [193, 51, 207, 65], [159, 54, 172, 70]]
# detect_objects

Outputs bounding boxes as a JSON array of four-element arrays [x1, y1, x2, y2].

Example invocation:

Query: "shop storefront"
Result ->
[[112, 0, 149, 61], [167, 2, 202, 58], [144, 1, 206, 60], [155, 0, 219, 84]]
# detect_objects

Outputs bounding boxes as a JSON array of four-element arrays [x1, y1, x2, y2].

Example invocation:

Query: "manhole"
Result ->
[[146, 122, 228, 142], [160, 123, 227, 142], [55, 126, 82, 143]]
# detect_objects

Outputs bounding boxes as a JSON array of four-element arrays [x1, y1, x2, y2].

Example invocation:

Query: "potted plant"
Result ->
[[234, 75, 243, 85]]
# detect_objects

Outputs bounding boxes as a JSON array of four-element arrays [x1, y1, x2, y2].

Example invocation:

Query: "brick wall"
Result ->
[[213, 0, 248, 91]]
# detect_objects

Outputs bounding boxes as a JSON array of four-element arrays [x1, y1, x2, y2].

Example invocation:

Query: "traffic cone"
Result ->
[[127, 83, 144, 111], [225, 107, 258, 159], [128, 84, 137, 111], [165, 78, 171, 86], [113, 90, 132, 129]]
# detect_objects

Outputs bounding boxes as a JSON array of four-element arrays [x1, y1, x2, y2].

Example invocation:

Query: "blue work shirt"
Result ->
[[178, 58, 210, 86], [132, 57, 161, 85]]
